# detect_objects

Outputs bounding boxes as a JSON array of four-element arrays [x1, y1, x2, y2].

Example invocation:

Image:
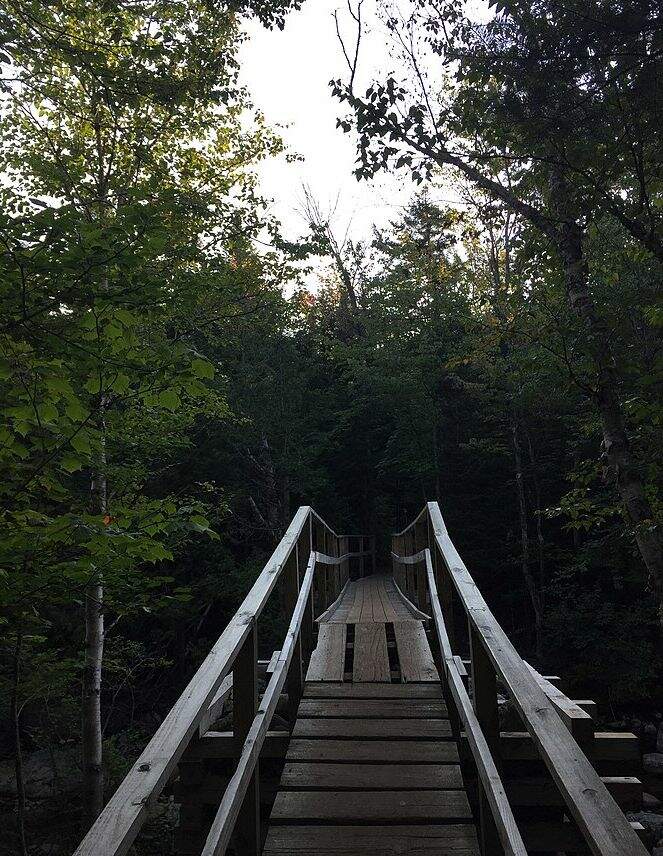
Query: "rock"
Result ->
[[657, 722, 663, 753], [644, 753, 663, 775], [0, 746, 79, 799], [644, 792, 663, 810], [645, 722, 659, 740], [627, 812, 663, 842]]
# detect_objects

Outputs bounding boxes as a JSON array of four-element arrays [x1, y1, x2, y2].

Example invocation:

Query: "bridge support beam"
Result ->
[[470, 625, 504, 856], [233, 622, 260, 856]]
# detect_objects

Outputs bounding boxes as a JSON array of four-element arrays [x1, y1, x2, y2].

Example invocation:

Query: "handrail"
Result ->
[[201, 551, 317, 856], [423, 548, 527, 856], [393, 502, 648, 856], [74, 505, 355, 856]]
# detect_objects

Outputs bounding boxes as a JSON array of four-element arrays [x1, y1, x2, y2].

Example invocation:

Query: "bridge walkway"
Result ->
[[264, 573, 480, 855]]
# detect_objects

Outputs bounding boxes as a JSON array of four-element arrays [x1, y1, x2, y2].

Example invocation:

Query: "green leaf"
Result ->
[[191, 358, 214, 379], [158, 389, 181, 411], [84, 376, 102, 395], [61, 453, 83, 473], [71, 432, 91, 454], [66, 400, 88, 421]]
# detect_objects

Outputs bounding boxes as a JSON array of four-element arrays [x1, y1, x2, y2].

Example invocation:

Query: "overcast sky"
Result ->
[[239, 1, 492, 258]]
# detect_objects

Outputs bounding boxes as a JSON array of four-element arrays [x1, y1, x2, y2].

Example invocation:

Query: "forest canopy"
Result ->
[[0, 1, 661, 854]]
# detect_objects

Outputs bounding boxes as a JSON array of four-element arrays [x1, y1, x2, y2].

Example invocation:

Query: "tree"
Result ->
[[0, 0, 295, 828], [331, 0, 663, 629]]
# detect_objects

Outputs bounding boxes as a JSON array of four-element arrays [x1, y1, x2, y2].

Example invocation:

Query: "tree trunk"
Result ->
[[525, 428, 546, 598], [511, 413, 544, 659], [82, 404, 107, 827], [12, 629, 28, 856], [550, 166, 663, 629]]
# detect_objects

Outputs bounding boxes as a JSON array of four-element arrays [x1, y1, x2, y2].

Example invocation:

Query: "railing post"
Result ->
[[233, 621, 260, 856], [284, 545, 303, 723], [414, 520, 427, 611], [470, 623, 503, 856], [300, 525, 315, 670]]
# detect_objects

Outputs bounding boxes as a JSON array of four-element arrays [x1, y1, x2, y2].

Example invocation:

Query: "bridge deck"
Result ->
[[264, 574, 479, 855]]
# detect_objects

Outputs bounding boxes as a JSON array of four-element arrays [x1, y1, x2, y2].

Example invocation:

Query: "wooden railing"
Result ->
[[74, 506, 371, 856], [392, 501, 648, 856]]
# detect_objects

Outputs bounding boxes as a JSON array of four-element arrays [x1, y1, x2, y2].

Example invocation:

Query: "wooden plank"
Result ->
[[507, 776, 642, 810], [353, 623, 390, 682], [298, 699, 448, 719], [271, 790, 473, 822], [263, 825, 480, 855], [426, 501, 648, 856], [393, 621, 439, 682], [427, 555, 527, 856], [376, 576, 401, 622], [286, 739, 459, 764], [303, 682, 442, 699], [280, 762, 464, 790], [525, 661, 594, 744], [201, 553, 318, 856], [498, 731, 640, 762], [292, 717, 452, 739], [232, 623, 260, 856], [198, 674, 233, 737], [306, 624, 346, 682], [346, 577, 365, 623], [73, 505, 312, 856], [188, 730, 290, 760], [358, 577, 374, 622]]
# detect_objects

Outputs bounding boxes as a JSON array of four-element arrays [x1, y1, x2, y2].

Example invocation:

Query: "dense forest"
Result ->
[[1, 0, 662, 854]]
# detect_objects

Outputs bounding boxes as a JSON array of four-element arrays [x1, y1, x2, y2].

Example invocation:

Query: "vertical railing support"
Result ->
[[283, 546, 303, 723], [470, 624, 503, 856], [233, 621, 260, 856]]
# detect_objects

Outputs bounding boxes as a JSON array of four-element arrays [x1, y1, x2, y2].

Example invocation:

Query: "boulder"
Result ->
[[644, 792, 663, 810], [0, 746, 79, 799], [626, 812, 663, 842], [644, 753, 663, 775]]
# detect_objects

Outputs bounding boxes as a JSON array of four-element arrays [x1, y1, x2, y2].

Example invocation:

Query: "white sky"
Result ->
[[239, 0, 414, 251], [239, 1, 492, 259]]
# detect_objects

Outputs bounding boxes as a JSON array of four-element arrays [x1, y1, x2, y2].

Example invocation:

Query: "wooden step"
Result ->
[[298, 699, 447, 719], [292, 717, 452, 739], [263, 824, 480, 855], [280, 762, 464, 790], [286, 739, 460, 764], [303, 682, 442, 699], [271, 789, 473, 823]]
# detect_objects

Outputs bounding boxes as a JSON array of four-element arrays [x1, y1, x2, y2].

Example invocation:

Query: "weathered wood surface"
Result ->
[[271, 789, 473, 822], [306, 624, 347, 682], [352, 623, 390, 682], [73, 506, 313, 856], [263, 825, 480, 855], [425, 553, 527, 856], [200, 552, 317, 856], [526, 661, 595, 744], [286, 738, 460, 763], [293, 717, 452, 739], [303, 682, 442, 699], [408, 503, 649, 856], [298, 699, 448, 718], [393, 621, 438, 682], [321, 574, 428, 624], [280, 762, 464, 790]]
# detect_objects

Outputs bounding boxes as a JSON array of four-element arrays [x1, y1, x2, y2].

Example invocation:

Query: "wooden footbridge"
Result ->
[[74, 503, 648, 856]]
